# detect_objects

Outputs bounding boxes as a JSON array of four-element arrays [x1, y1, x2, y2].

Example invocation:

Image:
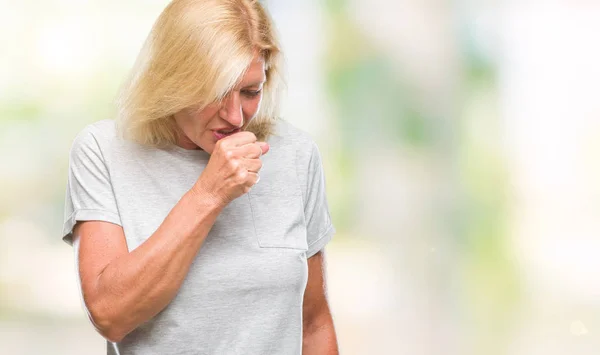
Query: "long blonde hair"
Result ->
[[115, 0, 283, 147]]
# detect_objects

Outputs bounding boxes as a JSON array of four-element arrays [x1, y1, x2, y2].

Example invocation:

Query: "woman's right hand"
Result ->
[[192, 131, 269, 207]]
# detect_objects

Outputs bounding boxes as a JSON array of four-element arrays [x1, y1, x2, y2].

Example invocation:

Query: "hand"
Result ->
[[192, 132, 269, 207]]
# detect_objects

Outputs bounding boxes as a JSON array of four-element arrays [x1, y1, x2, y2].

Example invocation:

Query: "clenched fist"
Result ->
[[191, 131, 269, 207]]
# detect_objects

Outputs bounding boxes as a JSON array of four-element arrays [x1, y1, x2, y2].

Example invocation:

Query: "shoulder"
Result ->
[[69, 119, 121, 166], [269, 118, 319, 161], [267, 119, 325, 191], [71, 119, 117, 150]]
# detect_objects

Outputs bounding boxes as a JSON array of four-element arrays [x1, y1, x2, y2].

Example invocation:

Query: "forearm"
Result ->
[[302, 314, 339, 355], [87, 188, 223, 340]]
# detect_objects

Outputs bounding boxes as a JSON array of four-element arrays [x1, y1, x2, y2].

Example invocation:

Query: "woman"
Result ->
[[62, 0, 338, 354]]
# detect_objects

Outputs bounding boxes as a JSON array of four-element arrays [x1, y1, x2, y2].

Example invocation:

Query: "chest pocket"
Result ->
[[247, 190, 308, 250], [246, 138, 308, 250]]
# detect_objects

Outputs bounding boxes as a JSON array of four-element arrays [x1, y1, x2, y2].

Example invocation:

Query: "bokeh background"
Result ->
[[1, 0, 600, 354]]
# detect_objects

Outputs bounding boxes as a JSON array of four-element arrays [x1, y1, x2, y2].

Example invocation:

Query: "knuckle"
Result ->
[[224, 150, 234, 160], [228, 159, 240, 172], [236, 170, 248, 182]]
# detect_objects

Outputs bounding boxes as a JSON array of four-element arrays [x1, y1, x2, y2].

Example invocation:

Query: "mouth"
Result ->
[[213, 128, 241, 140]]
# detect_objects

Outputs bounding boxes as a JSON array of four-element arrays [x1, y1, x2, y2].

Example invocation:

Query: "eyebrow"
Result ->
[[241, 81, 265, 89]]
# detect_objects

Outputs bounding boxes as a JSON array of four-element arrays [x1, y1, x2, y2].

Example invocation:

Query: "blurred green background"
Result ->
[[2, 0, 600, 354]]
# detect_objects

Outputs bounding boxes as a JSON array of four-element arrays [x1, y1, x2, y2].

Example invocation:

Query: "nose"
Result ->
[[219, 91, 243, 128]]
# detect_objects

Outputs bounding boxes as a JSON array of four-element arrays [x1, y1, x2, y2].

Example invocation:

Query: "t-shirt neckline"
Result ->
[[164, 144, 211, 159]]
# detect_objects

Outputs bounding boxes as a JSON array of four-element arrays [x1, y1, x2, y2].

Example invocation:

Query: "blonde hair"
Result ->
[[115, 0, 283, 147]]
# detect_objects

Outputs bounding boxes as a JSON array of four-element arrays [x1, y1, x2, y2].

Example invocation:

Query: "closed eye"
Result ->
[[242, 89, 262, 98]]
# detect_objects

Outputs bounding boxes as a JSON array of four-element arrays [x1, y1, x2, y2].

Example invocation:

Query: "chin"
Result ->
[[197, 141, 214, 154]]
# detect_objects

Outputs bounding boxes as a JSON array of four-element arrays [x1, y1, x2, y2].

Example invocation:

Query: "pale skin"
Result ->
[[73, 53, 338, 353]]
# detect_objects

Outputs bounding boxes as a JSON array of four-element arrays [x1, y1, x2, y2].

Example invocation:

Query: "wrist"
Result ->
[[189, 182, 227, 211]]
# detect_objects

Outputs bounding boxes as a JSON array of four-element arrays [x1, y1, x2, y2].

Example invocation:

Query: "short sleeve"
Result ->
[[62, 127, 122, 245], [304, 142, 335, 258]]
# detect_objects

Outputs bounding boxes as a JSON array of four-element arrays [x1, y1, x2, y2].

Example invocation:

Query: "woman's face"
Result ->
[[173, 54, 266, 153]]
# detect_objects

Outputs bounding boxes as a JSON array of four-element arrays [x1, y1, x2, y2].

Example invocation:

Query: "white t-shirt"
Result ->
[[62, 119, 335, 355]]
